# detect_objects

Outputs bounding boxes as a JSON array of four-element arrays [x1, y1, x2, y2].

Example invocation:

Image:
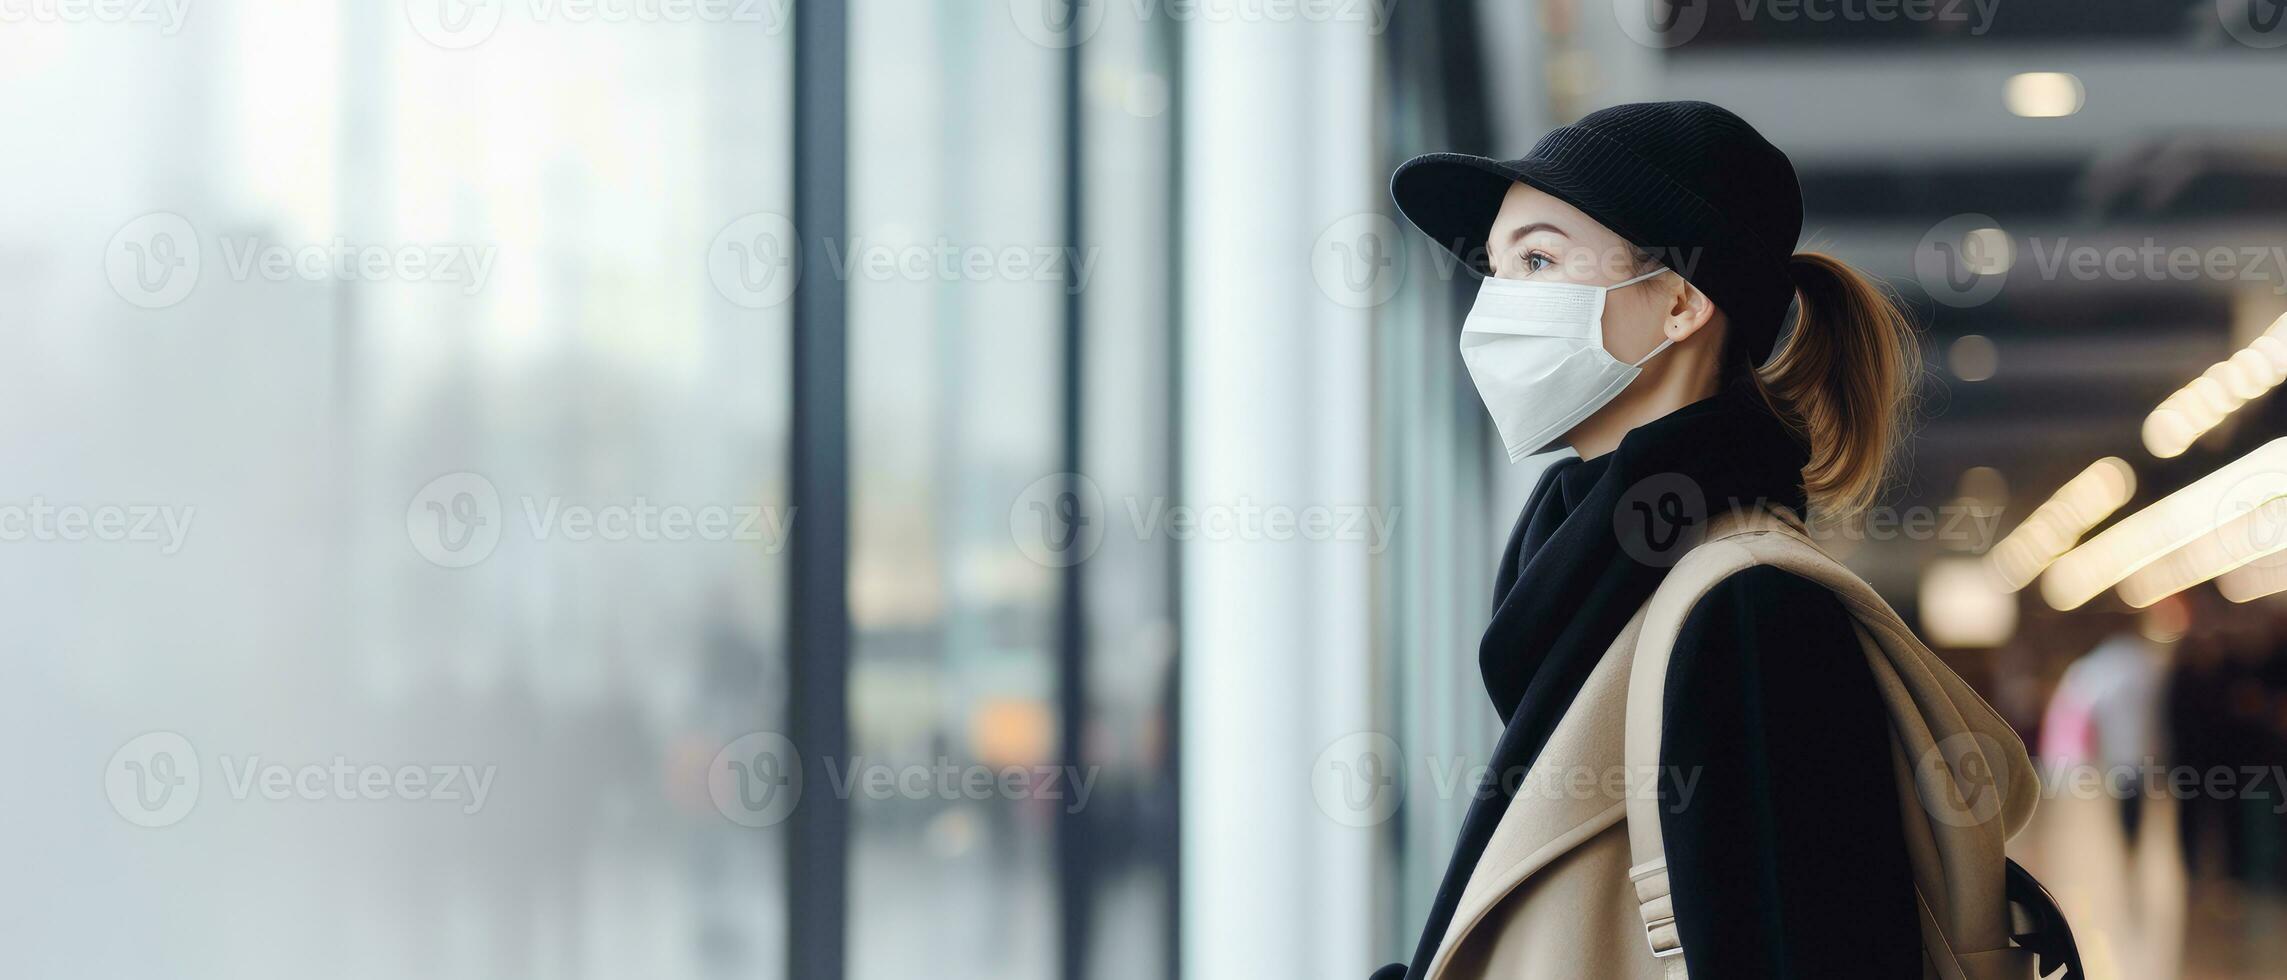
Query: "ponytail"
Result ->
[[1754, 252, 1923, 523]]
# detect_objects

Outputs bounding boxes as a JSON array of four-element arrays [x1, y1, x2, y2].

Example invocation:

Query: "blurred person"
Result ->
[[2028, 624, 2183, 979], [1368, 102, 2076, 980], [2043, 630, 2170, 843]]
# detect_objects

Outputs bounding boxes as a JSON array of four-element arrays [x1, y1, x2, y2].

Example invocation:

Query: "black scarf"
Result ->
[[1401, 382, 1810, 978]]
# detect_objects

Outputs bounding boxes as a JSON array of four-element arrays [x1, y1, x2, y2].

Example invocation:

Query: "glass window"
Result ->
[[7, 4, 792, 977], [845, 4, 1066, 979], [1078, 6, 1180, 978]]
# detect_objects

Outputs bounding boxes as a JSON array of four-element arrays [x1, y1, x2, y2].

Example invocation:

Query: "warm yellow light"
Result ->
[[2006, 72, 2084, 118], [2114, 497, 2287, 607], [1922, 557, 2017, 648], [1985, 457, 2136, 592], [2142, 313, 2287, 458], [2041, 438, 2287, 610], [1949, 334, 2001, 382], [2218, 558, 2287, 603]]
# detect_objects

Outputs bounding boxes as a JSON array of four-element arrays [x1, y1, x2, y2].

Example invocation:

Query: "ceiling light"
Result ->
[[2041, 438, 2287, 610], [2005, 72, 2084, 118], [2144, 313, 2287, 458], [1985, 457, 2135, 592]]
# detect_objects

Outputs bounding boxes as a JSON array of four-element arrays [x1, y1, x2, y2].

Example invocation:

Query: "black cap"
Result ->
[[1391, 101, 1804, 363]]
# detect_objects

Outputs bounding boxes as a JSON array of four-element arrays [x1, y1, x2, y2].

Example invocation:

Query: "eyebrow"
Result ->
[[1498, 221, 1571, 247]]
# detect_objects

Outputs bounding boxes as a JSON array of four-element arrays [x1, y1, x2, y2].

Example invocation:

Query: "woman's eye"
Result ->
[[1522, 251, 1553, 274]]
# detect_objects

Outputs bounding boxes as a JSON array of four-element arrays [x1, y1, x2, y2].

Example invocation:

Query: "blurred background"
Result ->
[[7, 0, 2287, 978]]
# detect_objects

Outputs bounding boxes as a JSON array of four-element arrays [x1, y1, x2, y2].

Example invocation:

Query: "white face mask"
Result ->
[[1458, 266, 1672, 461]]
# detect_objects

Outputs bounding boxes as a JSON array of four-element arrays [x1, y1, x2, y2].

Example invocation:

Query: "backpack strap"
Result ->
[[1619, 508, 1789, 976]]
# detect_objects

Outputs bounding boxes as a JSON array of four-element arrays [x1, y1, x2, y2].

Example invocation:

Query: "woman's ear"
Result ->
[[1661, 277, 1719, 344]]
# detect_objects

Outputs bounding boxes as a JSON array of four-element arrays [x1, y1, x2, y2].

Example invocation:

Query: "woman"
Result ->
[[1369, 102, 2050, 980]]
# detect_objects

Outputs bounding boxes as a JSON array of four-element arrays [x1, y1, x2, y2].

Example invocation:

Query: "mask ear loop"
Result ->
[[1628, 335, 1676, 369], [1609, 266, 1676, 368]]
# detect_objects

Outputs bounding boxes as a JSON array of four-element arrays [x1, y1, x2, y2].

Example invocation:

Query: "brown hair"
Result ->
[[1752, 252, 1923, 523]]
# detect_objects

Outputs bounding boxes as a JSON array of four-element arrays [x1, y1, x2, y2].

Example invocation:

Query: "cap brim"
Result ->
[[1390, 151, 1661, 281]]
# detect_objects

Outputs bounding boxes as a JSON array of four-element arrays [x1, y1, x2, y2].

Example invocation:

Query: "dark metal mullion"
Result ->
[[1056, 5, 1093, 980], [1159, 9, 1188, 980], [787, 1, 851, 979]]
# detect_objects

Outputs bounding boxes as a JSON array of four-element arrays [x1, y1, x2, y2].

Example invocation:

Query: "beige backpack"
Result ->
[[1622, 508, 2070, 980]]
